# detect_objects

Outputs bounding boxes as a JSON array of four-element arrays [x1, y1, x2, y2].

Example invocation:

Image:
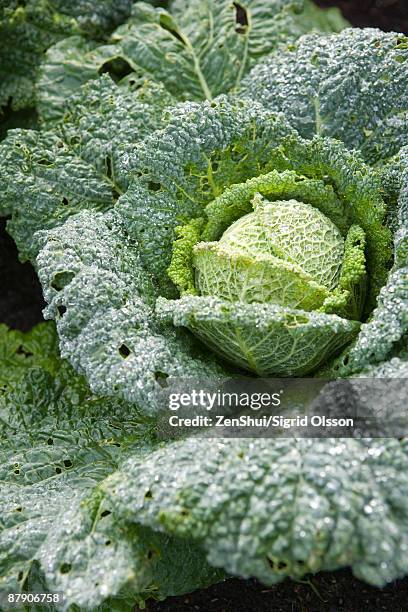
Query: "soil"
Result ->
[[315, 0, 408, 34], [0, 219, 45, 331], [1, 2, 408, 610], [147, 571, 408, 612]]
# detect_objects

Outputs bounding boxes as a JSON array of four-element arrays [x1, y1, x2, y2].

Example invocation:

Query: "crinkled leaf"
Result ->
[[104, 436, 408, 588], [0, 0, 135, 115], [0, 75, 173, 258], [0, 324, 222, 608], [326, 146, 408, 376], [35, 211, 228, 410], [37, 0, 348, 125], [240, 28, 408, 162], [157, 295, 360, 375]]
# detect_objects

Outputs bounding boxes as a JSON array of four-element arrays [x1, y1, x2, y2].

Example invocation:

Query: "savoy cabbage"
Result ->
[[0, 3, 408, 611]]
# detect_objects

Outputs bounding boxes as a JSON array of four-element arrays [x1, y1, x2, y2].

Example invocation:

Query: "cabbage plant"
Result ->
[[161, 147, 388, 376], [0, 20, 408, 612]]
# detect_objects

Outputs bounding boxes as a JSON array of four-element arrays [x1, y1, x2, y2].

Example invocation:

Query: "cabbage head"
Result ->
[[159, 106, 390, 377]]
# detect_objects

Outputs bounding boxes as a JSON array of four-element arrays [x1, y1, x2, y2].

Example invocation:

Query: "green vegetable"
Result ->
[[240, 28, 408, 162], [37, 0, 348, 125], [1, 13, 408, 610], [0, 322, 223, 609], [104, 436, 408, 588], [0, 75, 173, 249], [155, 98, 390, 375], [194, 198, 346, 305], [0, 0, 134, 116]]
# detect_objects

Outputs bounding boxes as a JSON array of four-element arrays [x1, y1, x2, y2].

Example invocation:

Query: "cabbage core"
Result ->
[[193, 196, 344, 310]]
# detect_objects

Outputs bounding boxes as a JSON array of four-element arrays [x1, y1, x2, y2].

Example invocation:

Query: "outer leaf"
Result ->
[[0, 324, 222, 609], [104, 436, 408, 588], [37, 0, 348, 125], [35, 211, 228, 410], [0, 1, 75, 113], [0, 0, 134, 115], [240, 28, 408, 162], [0, 75, 173, 257], [157, 295, 360, 375], [326, 146, 408, 376]]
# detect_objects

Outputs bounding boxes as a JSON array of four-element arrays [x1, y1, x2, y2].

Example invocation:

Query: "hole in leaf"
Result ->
[[17, 571, 24, 581], [310, 53, 319, 66], [57, 305, 67, 317], [55, 467, 62, 474], [105, 540, 111, 546], [144, 489, 153, 499], [14, 469, 20, 475], [148, 181, 161, 192], [119, 344, 131, 358], [100, 510, 111, 518], [51, 271, 74, 291], [47, 437, 54, 445], [37, 158, 51, 166], [154, 371, 169, 388], [105, 155, 113, 180], [60, 563, 71, 574], [62, 197, 69, 205], [233, 2, 248, 34], [63, 459, 73, 468], [284, 314, 309, 327], [16, 345, 33, 358], [98, 57, 133, 82], [15, 506, 22, 512]]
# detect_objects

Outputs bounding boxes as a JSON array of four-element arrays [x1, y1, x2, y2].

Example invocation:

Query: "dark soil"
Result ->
[[147, 571, 408, 612], [0, 219, 45, 331], [315, 0, 408, 34], [1, 2, 408, 611]]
